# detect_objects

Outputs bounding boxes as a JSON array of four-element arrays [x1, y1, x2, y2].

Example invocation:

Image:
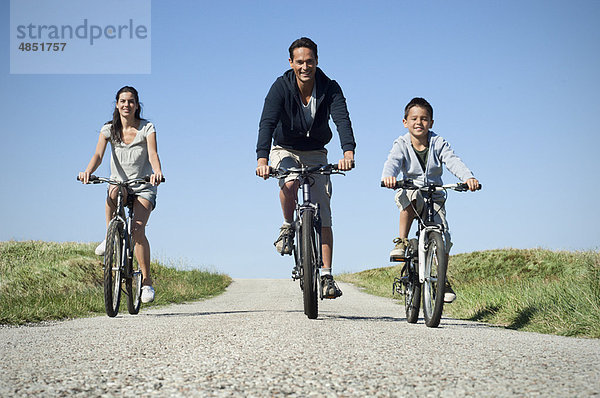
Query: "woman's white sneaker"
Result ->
[[141, 286, 155, 303], [94, 240, 106, 256]]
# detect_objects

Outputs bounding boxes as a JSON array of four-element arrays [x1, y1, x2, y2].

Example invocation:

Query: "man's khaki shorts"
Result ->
[[270, 146, 332, 227]]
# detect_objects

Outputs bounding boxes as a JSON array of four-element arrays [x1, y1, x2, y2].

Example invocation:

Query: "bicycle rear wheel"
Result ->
[[404, 239, 421, 323], [301, 209, 318, 319], [126, 242, 142, 315], [422, 231, 447, 327], [104, 220, 123, 317]]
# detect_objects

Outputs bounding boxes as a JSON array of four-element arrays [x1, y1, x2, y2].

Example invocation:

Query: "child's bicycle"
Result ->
[[267, 164, 348, 319], [382, 180, 481, 327], [78, 175, 164, 317]]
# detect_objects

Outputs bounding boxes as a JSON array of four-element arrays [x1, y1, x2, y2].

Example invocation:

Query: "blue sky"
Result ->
[[1, 0, 599, 278]]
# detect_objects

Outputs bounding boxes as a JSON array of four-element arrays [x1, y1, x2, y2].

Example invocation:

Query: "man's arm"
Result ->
[[257, 80, 284, 160], [328, 80, 356, 154]]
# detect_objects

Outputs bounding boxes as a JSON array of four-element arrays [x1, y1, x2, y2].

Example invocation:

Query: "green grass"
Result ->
[[0, 241, 232, 325], [339, 248, 600, 338]]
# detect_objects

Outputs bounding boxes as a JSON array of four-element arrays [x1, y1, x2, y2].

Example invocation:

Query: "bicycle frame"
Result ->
[[296, 173, 323, 272], [112, 187, 135, 279], [414, 186, 447, 284]]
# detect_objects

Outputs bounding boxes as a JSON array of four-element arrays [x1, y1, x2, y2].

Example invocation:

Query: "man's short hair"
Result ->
[[289, 37, 318, 60], [404, 97, 434, 120]]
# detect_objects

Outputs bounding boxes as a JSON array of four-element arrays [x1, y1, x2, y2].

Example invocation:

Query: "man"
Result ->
[[256, 37, 356, 299]]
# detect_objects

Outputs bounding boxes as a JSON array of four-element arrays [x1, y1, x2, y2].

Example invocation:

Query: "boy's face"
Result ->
[[403, 106, 433, 140]]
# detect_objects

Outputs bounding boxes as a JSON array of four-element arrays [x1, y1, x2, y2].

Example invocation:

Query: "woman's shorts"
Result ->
[[107, 184, 156, 210], [395, 188, 452, 253], [269, 146, 332, 227]]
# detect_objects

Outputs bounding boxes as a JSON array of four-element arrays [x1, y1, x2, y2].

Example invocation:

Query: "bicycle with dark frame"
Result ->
[[78, 175, 164, 317], [382, 179, 481, 327], [266, 164, 348, 319]]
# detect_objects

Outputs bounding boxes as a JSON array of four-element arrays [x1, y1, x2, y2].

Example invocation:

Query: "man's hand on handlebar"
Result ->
[[338, 151, 355, 171], [256, 158, 271, 180]]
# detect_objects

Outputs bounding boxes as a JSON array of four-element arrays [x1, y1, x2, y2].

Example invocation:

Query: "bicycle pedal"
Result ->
[[390, 255, 408, 262]]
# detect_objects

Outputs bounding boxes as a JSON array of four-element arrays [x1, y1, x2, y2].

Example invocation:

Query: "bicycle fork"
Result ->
[[417, 225, 444, 283]]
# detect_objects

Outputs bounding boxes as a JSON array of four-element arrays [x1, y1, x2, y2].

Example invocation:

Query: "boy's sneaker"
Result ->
[[274, 224, 294, 255], [390, 237, 409, 261], [321, 275, 343, 299], [141, 286, 155, 303], [444, 281, 456, 303], [95, 240, 106, 256]]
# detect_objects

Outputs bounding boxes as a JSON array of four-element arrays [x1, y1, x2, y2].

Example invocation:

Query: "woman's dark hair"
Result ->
[[107, 86, 142, 143], [288, 37, 318, 60], [404, 97, 433, 120]]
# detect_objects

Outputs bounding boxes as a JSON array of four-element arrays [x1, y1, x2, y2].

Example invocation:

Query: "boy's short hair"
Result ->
[[404, 97, 433, 120], [289, 37, 318, 60]]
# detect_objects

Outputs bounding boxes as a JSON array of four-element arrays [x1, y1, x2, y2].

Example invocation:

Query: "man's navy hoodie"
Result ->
[[256, 67, 356, 159]]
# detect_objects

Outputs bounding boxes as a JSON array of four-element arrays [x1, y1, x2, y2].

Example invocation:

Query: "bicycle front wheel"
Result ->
[[126, 242, 142, 315], [301, 209, 318, 319], [104, 220, 123, 317], [422, 231, 447, 328]]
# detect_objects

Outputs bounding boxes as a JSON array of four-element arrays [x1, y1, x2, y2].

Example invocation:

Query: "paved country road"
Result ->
[[1, 280, 599, 397]]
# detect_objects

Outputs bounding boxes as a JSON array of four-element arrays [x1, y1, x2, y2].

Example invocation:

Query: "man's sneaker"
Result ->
[[390, 237, 409, 262], [141, 285, 155, 303], [321, 274, 343, 299], [274, 224, 294, 255], [95, 240, 106, 256], [444, 281, 456, 303]]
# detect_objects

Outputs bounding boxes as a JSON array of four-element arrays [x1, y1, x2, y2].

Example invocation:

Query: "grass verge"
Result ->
[[0, 241, 232, 325], [338, 248, 600, 338]]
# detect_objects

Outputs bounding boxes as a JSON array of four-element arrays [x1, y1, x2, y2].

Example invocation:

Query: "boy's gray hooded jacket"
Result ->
[[381, 131, 474, 186]]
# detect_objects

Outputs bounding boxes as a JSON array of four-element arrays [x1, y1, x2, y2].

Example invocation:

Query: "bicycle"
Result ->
[[382, 180, 481, 327], [267, 164, 348, 319], [78, 175, 164, 317]]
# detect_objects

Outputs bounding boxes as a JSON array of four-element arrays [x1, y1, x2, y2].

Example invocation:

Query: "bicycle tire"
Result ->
[[104, 220, 123, 317], [301, 209, 318, 319], [126, 242, 142, 315], [404, 239, 421, 323], [422, 231, 447, 327]]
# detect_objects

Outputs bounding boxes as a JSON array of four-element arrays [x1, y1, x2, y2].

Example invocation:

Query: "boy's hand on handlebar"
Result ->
[[338, 151, 355, 171], [382, 176, 397, 189], [466, 177, 480, 191], [256, 158, 271, 179]]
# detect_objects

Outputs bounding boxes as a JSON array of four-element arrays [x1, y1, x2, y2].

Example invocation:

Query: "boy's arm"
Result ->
[[381, 140, 405, 185], [438, 139, 475, 182]]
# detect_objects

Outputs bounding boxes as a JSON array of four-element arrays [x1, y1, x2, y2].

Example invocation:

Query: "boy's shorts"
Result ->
[[269, 146, 332, 227], [395, 189, 452, 253]]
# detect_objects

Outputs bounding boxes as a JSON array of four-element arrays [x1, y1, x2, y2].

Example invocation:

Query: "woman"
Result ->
[[79, 86, 164, 303]]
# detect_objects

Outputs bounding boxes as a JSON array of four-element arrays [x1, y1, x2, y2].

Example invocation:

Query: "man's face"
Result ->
[[289, 47, 317, 84]]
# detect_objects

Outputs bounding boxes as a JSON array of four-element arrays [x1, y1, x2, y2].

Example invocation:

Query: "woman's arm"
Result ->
[[146, 132, 163, 186], [78, 133, 109, 183]]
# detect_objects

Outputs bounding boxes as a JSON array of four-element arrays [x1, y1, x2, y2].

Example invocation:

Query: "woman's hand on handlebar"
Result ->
[[256, 158, 271, 180], [150, 172, 164, 186], [381, 176, 397, 189], [78, 171, 92, 184]]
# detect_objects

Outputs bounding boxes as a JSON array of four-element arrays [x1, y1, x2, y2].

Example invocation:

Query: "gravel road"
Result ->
[[1, 279, 599, 397]]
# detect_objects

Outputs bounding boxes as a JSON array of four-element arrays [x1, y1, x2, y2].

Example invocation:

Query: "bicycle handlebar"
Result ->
[[380, 179, 481, 192], [268, 163, 348, 179], [77, 175, 165, 184]]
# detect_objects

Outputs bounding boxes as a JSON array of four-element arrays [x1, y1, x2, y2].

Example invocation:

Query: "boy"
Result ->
[[381, 97, 479, 303]]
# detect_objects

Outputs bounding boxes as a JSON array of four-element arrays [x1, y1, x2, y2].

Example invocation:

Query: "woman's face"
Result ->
[[116, 91, 138, 118]]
